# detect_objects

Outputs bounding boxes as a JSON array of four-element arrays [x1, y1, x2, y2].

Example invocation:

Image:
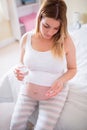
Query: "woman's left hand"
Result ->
[[45, 79, 64, 98]]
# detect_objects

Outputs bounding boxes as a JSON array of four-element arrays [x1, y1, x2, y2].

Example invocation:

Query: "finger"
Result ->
[[15, 72, 24, 80], [16, 76, 24, 81], [46, 86, 63, 98], [46, 85, 58, 95], [46, 87, 55, 93], [18, 77, 24, 81], [46, 89, 57, 97], [14, 69, 19, 75], [45, 91, 57, 98], [56, 86, 63, 93]]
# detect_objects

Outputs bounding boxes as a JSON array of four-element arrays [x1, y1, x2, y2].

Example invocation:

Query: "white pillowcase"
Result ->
[[69, 24, 87, 84]]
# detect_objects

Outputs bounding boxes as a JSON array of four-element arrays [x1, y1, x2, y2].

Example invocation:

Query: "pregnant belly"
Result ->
[[21, 82, 51, 100]]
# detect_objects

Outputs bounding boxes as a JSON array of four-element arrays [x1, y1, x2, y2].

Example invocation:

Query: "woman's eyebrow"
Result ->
[[43, 22, 50, 26], [43, 22, 59, 29]]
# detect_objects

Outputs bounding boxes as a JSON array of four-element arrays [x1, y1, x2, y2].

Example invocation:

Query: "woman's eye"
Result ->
[[43, 24, 49, 28], [54, 28, 59, 31]]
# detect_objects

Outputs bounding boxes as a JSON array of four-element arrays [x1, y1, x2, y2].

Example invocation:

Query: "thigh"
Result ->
[[10, 94, 37, 130], [13, 94, 37, 115], [39, 85, 69, 119], [34, 86, 69, 130]]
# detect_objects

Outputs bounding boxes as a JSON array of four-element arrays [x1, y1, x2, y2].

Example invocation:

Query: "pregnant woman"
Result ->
[[10, 0, 77, 130]]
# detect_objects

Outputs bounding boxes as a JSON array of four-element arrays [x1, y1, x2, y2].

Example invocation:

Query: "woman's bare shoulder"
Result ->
[[20, 31, 35, 48], [64, 34, 76, 54], [20, 32, 28, 48]]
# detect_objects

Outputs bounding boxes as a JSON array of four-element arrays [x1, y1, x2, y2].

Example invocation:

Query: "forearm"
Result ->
[[19, 49, 25, 64], [46, 68, 77, 98], [58, 68, 77, 84]]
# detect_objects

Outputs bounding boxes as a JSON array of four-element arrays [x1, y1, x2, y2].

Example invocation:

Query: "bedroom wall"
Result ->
[[65, 0, 87, 25], [0, 20, 12, 41], [0, 0, 13, 45]]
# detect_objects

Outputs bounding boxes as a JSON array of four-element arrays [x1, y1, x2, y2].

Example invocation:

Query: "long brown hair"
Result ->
[[35, 0, 68, 58]]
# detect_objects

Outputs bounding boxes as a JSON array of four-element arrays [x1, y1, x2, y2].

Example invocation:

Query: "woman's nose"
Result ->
[[47, 29, 55, 36]]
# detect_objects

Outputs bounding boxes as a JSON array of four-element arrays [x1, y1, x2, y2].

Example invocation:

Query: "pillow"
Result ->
[[69, 24, 87, 84], [70, 25, 87, 70], [0, 67, 21, 102], [19, 13, 37, 32], [0, 73, 13, 102], [0, 103, 15, 130]]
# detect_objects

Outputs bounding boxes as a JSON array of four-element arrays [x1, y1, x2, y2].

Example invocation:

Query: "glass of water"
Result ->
[[17, 64, 29, 84]]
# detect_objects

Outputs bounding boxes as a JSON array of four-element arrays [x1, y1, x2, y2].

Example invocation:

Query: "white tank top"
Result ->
[[24, 31, 66, 86]]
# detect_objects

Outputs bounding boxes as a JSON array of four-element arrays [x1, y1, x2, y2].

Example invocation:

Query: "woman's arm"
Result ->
[[46, 34, 77, 97], [19, 33, 28, 64], [14, 33, 28, 81], [59, 34, 77, 83]]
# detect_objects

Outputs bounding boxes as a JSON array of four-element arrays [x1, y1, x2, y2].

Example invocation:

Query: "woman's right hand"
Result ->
[[14, 67, 25, 81], [14, 64, 29, 81]]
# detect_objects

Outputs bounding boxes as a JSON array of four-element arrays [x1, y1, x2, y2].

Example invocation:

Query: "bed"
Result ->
[[0, 24, 87, 130]]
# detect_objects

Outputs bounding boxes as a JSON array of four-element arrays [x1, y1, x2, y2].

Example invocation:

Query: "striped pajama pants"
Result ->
[[10, 86, 69, 130]]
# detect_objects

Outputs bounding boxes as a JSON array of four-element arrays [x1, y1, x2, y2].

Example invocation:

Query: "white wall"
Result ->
[[65, 0, 87, 25]]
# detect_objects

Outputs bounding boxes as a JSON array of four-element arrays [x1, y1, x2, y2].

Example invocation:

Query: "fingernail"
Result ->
[[50, 90, 53, 94]]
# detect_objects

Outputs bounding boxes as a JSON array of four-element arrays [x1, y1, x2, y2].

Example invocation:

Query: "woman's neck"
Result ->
[[37, 32, 53, 43]]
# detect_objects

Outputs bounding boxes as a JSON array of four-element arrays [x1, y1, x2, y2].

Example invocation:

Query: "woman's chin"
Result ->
[[43, 35, 52, 40]]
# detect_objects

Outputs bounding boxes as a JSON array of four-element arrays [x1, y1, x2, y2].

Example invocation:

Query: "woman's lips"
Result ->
[[44, 34, 52, 39]]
